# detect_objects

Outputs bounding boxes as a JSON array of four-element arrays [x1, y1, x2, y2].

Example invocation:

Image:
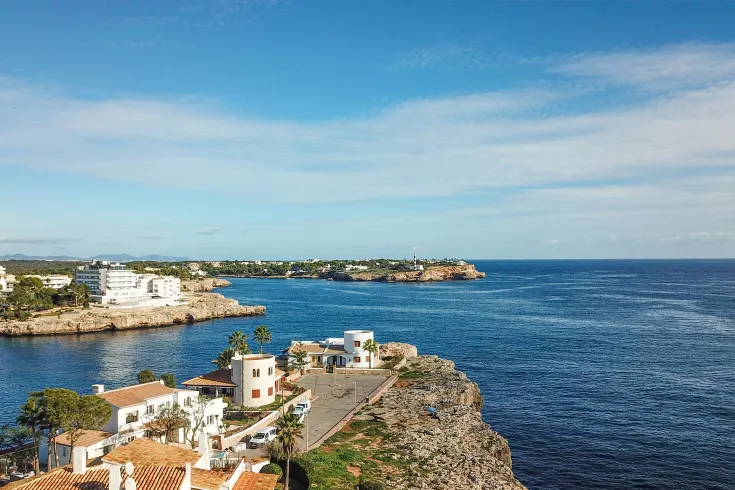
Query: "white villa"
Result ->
[[0, 265, 9, 292], [284, 330, 377, 369], [75, 261, 181, 304], [27, 274, 73, 289], [183, 354, 285, 408]]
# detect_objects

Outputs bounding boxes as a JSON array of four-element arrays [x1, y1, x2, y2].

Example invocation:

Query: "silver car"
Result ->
[[249, 426, 277, 448]]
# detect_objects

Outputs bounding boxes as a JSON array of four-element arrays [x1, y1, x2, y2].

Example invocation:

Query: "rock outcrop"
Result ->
[[180, 277, 231, 292], [325, 264, 486, 282], [380, 341, 419, 360], [361, 353, 526, 490], [0, 293, 265, 336]]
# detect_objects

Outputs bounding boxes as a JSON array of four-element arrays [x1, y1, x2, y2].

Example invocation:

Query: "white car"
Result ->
[[295, 399, 311, 414], [291, 406, 306, 423], [249, 426, 277, 448]]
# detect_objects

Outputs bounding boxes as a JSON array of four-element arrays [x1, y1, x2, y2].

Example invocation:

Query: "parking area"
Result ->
[[294, 373, 389, 449], [229, 373, 388, 459]]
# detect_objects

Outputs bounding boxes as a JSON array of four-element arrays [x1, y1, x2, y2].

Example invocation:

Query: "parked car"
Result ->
[[295, 399, 311, 414], [291, 406, 306, 423], [249, 426, 277, 448]]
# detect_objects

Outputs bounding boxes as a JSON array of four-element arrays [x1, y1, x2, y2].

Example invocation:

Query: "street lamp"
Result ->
[[305, 414, 309, 450], [353, 381, 357, 408]]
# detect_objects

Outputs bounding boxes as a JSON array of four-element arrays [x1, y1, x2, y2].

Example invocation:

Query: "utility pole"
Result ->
[[305, 415, 309, 451], [353, 381, 357, 408]]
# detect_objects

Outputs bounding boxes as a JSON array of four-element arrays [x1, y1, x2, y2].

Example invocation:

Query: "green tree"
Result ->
[[61, 395, 112, 457], [288, 343, 309, 375], [148, 403, 188, 443], [363, 339, 379, 369], [212, 347, 235, 369], [276, 413, 304, 490], [40, 388, 78, 468], [160, 373, 176, 388], [137, 369, 157, 384], [228, 330, 250, 355], [253, 325, 272, 354], [16, 395, 44, 475]]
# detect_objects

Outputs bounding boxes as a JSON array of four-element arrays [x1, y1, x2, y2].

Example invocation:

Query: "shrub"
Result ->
[[260, 463, 283, 476], [358, 479, 385, 490]]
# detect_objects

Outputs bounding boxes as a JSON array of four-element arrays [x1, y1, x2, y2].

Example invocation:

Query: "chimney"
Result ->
[[72, 447, 87, 475], [109, 464, 122, 490], [182, 463, 192, 490], [198, 432, 210, 470], [92, 384, 105, 394]]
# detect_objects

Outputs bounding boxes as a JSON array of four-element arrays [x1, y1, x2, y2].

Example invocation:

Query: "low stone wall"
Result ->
[[217, 389, 312, 449], [367, 375, 398, 404], [305, 367, 326, 374], [334, 368, 393, 376]]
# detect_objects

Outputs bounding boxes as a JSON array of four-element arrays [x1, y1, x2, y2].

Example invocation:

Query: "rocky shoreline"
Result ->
[[219, 264, 486, 282], [180, 277, 232, 291], [363, 347, 525, 489], [0, 293, 265, 337]]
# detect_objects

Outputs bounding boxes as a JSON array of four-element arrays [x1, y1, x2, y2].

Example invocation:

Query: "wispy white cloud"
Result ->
[[1, 42, 734, 258]]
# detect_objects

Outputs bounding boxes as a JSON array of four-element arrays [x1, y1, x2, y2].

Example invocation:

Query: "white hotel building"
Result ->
[[76, 261, 181, 304]]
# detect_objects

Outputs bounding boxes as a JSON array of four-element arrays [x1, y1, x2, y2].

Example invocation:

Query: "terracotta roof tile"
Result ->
[[52, 430, 113, 448], [190, 468, 229, 490], [103, 439, 202, 467], [97, 382, 176, 408], [232, 472, 279, 490], [182, 369, 237, 388], [3, 465, 186, 490]]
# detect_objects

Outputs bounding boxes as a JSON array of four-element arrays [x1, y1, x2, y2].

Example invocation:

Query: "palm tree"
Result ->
[[212, 348, 235, 369], [253, 325, 272, 354], [16, 396, 44, 475], [363, 338, 379, 369], [276, 413, 304, 490], [228, 330, 250, 355]]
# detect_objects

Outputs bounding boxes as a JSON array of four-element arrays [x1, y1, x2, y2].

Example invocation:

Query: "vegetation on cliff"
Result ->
[[1, 277, 90, 320]]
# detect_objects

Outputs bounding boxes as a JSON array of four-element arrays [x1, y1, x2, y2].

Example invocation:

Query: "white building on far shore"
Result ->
[[0, 265, 9, 292], [27, 274, 73, 289], [75, 261, 180, 304]]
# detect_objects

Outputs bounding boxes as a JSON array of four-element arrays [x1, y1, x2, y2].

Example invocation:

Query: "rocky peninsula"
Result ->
[[324, 263, 486, 282], [180, 277, 232, 292], [299, 343, 525, 490], [0, 293, 265, 337]]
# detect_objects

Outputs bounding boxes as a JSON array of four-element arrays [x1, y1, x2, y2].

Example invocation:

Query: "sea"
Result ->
[[1, 260, 734, 489]]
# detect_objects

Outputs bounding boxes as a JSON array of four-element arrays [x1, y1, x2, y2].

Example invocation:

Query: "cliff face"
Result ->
[[362, 350, 525, 490], [180, 277, 231, 292], [327, 264, 486, 282], [0, 293, 265, 336]]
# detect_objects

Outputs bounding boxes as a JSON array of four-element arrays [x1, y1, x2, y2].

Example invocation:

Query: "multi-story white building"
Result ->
[[183, 354, 284, 408], [284, 330, 377, 369], [75, 261, 181, 304], [0, 265, 9, 292], [94, 380, 226, 443], [27, 274, 73, 289]]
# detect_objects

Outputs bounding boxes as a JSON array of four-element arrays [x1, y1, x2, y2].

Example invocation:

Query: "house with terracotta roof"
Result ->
[[8, 438, 278, 490], [94, 380, 226, 444], [183, 355, 285, 408], [283, 330, 376, 369]]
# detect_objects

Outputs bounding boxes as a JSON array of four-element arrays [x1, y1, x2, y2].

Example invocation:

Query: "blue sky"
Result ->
[[1, 0, 735, 259]]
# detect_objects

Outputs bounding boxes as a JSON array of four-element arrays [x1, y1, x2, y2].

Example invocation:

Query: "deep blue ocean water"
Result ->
[[1, 260, 734, 489]]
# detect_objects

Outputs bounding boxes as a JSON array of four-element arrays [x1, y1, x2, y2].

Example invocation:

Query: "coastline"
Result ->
[[0, 292, 265, 337], [216, 263, 486, 282]]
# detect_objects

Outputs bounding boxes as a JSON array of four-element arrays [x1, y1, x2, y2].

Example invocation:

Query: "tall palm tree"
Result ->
[[228, 330, 250, 355], [16, 396, 43, 475], [212, 348, 235, 369], [276, 413, 303, 490], [363, 338, 379, 369], [253, 325, 272, 354]]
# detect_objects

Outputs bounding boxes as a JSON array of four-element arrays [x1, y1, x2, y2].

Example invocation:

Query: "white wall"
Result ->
[[344, 330, 374, 368], [231, 355, 277, 407]]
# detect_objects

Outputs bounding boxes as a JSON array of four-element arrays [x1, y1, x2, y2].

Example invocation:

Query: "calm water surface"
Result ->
[[1, 260, 734, 489]]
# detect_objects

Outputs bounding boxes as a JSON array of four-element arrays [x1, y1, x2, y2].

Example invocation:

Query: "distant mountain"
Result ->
[[0, 254, 188, 262]]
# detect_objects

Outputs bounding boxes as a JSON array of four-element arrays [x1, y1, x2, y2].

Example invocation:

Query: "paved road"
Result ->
[[295, 373, 388, 450]]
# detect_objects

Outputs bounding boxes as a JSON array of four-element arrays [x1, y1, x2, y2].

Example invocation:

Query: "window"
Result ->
[[207, 415, 215, 425], [146, 405, 154, 415], [184, 397, 192, 407], [354, 340, 361, 347], [252, 389, 260, 398], [268, 387, 273, 396], [257, 369, 260, 377], [126, 411, 139, 424], [62, 447, 68, 457], [354, 356, 361, 363]]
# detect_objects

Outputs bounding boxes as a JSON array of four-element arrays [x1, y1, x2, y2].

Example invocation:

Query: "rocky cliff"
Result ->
[[0, 293, 265, 336], [180, 277, 231, 292], [326, 264, 486, 282], [360, 346, 525, 490]]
